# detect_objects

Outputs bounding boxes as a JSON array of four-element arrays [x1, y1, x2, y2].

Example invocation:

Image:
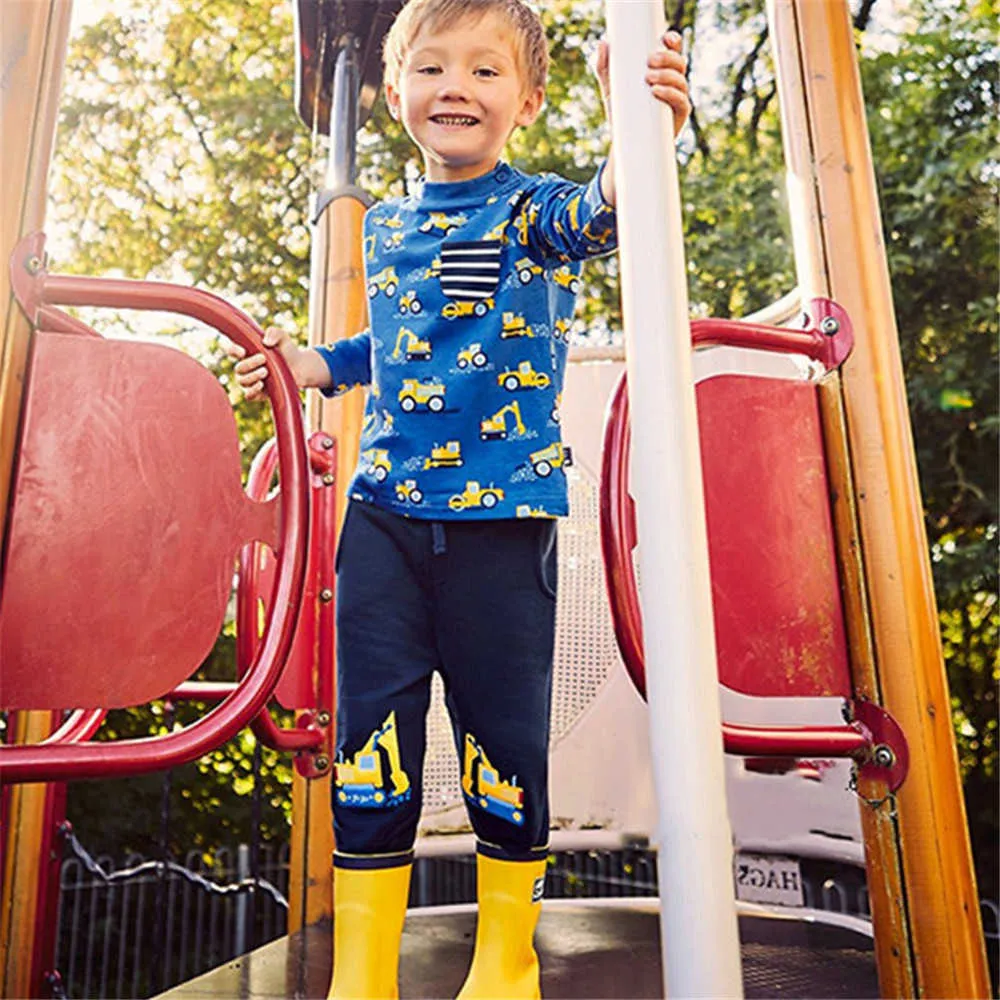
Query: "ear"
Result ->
[[385, 81, 401, 121], [514, 85, 545, 127]]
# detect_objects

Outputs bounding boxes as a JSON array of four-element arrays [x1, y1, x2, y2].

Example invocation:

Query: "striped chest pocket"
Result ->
[[439, 240, 502, 301]]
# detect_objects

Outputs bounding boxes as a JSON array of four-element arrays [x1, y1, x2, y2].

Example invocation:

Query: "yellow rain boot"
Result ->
[[457, 854, 548, 999], [328, 862, 412, 1000]]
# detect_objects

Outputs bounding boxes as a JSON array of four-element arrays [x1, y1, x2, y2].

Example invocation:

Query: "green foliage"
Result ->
[[49, 0, 996, 911]]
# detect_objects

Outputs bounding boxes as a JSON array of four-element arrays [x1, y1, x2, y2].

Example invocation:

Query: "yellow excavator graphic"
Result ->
[[424, 441, 463, 469], [335, 711, 411, 808], [392, 327, 431, 361], [461, 733, 524, 826], [480, 401, 525, 441]]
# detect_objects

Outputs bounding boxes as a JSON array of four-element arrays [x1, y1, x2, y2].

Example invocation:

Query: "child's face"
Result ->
[[386, 12, 544, 183]]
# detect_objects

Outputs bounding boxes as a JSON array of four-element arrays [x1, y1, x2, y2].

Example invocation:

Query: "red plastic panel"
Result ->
[[696, 375, 851, 698], [0, 331, 277, 709]]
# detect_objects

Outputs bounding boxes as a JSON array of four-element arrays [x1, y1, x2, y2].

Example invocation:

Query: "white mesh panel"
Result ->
[[420, 464, 625, 816]]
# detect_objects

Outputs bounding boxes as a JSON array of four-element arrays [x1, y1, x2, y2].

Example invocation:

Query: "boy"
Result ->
[[234, 1, 689, 996]]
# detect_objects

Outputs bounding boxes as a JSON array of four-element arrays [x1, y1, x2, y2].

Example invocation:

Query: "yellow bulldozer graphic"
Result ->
[[500, 311, 534, 339], [480, 401, 525, 441], [335, 711, 411, 808], [424, 441, 463, 469], [461, 733, 524, 826]]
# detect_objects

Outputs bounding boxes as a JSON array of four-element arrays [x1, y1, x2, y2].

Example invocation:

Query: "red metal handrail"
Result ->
[[1, 232, 310, 783], [598, 298, 906, 769]]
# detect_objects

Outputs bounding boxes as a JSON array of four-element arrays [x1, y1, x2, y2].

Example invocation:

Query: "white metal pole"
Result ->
[[603, 2, 744, 996]]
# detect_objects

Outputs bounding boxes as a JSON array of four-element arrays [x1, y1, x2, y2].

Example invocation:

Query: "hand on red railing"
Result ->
[[228, 326, 328, 401]]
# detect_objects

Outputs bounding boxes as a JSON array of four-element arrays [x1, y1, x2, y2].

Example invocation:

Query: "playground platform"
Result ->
[[161, 901, 878, 999]]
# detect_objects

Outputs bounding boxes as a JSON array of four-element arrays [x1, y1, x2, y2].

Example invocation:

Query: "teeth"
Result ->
[[433, 115, 477, 126]]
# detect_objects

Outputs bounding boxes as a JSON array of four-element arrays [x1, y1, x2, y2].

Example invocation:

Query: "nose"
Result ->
[[435, 69, 472, 102]]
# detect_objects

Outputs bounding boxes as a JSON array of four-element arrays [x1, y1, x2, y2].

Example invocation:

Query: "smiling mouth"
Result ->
[[430, 114, 480, 127]]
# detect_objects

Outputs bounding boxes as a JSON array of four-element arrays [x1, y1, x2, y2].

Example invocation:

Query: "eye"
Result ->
[[474, 66, 500, 78], [416, 64, 442, 75]]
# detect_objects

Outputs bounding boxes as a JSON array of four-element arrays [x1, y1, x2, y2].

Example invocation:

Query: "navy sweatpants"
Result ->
[[332, 500, 557, 869]]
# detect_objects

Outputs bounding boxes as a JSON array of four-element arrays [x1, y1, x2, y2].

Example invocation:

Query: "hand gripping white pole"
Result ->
[[603, 3, 744, 995]]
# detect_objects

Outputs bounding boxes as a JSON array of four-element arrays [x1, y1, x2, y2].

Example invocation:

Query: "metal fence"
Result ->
[[53, 840, 999, 999], [54, 834, 290, 999]]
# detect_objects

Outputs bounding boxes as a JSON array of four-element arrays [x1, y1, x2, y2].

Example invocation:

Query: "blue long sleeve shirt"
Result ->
[[316, 161, 617, 520]]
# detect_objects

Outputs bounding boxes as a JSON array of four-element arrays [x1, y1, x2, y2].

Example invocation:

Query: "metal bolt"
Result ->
[[317, 710, 332, 727], [321, 438, 334, 450], [315, 755, 330, 771], [319, 587, 334, 603], [322, 473, 335, 486], [25, 255, 42, 275], [872, 744, 895, 769], [820, 316, 840, 336]]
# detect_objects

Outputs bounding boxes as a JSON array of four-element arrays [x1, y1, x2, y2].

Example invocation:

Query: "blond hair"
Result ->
[[383, 0, 549, 93]]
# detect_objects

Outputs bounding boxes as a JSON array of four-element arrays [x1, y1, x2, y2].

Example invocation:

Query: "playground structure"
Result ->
[[0, 1, 992, 999]]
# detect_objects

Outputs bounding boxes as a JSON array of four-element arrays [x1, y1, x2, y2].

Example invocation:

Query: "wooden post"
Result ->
[[767, 1, 990, 995]]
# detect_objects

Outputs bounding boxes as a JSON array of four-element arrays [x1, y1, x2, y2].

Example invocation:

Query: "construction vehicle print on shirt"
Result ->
[[372, 212, 404, 230], [516, 504, 550, 519], [551, 390, 563, 424], [442, 297, 494, 320], [552, 318, 572, 344], [419, 211, 467, 236], [449, 481, 504, 511], [362, 448, 392, 482], [423, 258, 443, 281], [335, 712, 411, 808], [551, 265, 580, 295], [457, 343, 488, 369], [392, 327, 431, 362], [424, 441, 463, 469], [398, 290, 423, 315], [398, 378, 446, 413], [498, 362, 551, 392], [514, 257, 543, 285], [529, 442, 573, 478], [480, 401, 525, 441], [500, 312, 534, 339], [461, 733, 524, 826], [395, 479, 424, 505], [484, 219, 510, 243], [367, 266, 398, 299], [513, 201, 539, 245], [383, 231, 406, 252]]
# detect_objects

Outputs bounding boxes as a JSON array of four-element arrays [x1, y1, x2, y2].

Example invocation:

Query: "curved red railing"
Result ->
[[167, 432, 337, 754], [1, 232, 311, 783], [597, 300, 911, 773]]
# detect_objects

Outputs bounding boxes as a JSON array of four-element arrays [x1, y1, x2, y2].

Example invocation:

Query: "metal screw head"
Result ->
[[322, 473, 335, 486], [319, 587, 334, 603], [317, 710, 332, 727], [872, 744, 895, 768], [315, 755, 330, 771], [321, 437, 334, 450], [25, 255, 42, 275], [820, 316, 840, 336]]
